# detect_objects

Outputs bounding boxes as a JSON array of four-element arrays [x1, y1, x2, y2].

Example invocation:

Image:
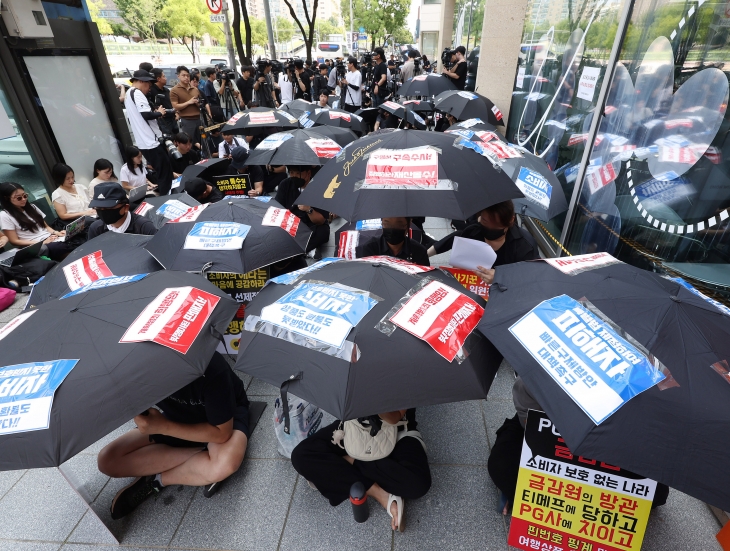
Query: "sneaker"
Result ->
[[203, 479, 224, 498], [110, 476, 161, 520]]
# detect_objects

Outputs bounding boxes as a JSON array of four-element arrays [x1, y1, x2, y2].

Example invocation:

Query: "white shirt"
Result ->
[[279, 74, 294, 104], [218, 137, 249, 159], [51, 185, 90, 214], [108, 212, 131, 234], [120, 164, 148, 189], [88, 177, 117, 197], [0, 204, 50, 242], [124, 87, 161, 150], [344, 69, 362, 106]]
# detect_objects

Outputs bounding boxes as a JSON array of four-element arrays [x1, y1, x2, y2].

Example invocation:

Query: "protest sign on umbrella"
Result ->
[[398, 73, 456, 98], [220, 108, 300, 135], [133, 192, 201, 230], [247, 128, 342, 167], [305, 124, 358, 147], [434, 90, 505, 126], [378, 101, 427, 129], [306, 108, 368, 135]]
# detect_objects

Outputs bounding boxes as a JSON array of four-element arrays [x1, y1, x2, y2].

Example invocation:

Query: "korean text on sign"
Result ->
[[261, 206, 301, 237], [62, 250, 113, 291], [61, 273, 149, 299], [363, 146, 441, 189], [441, 267, 490, 299], [184, 222, 250, 250], [213, 175, 249, 196], [260, 282, 378, 348], [508, 410, 655, 551], [544, 253, 622, 276], [516, 167, 553, 210], [509, 295, 665, 424]]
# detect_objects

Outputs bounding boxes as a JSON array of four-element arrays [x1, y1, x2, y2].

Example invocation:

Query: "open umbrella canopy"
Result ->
[[133, 192, 201, 230], [307, 109, 368, 135], [378, 101, 427, 129], [398, 73, 456, 98], [279, 99, 318, 115], [144, 196, 311, 274], [399, 99, 435, 113], [235, 257, 501, 420], [26, 232, 163, 308], [180, 158, 231, 189], [478, 255, 730, 511], [0, 270, 238, 470], [305, 124, 358, 147], [434, 90, 505, 126], [450, 118, 504, 134], [221, 108, 300, 135], [297, 129, 523, 222], [247, 128, 343, 167]]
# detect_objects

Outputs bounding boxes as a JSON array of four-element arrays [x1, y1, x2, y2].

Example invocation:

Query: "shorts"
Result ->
[[149, 404, 251, 448]]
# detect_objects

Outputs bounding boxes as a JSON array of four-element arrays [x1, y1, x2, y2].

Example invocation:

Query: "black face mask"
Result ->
[[477, 225, 507, 241], [382, 228, 407, 245], [97, 207, 125, 225], [288, 176, 306, 190]]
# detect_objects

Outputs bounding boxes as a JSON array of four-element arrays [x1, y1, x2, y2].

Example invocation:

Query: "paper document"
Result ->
[[450, 236, 496, 271]]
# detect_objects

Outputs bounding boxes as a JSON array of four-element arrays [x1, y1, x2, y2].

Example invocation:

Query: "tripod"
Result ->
[[222, 82, 239, 118]]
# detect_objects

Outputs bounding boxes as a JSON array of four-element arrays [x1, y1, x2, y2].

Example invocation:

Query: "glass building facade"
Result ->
[[506, 0, 730, 299]]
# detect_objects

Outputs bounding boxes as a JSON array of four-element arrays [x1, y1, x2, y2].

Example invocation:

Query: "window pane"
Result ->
[[424, 0, 441, 4], [422, 31, 439, 61]]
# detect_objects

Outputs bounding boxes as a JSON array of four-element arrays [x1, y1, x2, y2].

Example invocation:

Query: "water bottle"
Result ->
[[350, 481, 369, 523]]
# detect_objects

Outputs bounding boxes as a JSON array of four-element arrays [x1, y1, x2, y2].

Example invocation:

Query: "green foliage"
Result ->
[[341, 0, 410, 47], [115, 0, 167, 42], [109, 22, 133, 38], [88, 0, 112, 35], [249, 19, 269, 47], [161, 0, 222, 42], [276, 16, 296, 42]]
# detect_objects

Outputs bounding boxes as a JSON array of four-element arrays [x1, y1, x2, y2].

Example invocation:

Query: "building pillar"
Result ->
[[436, 0, 456, 63], [474, 0, 528, 128]]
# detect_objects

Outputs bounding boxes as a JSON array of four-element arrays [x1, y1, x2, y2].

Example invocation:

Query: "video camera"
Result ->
[[335, 58, 347, 78], [256, 58, 271, 80], [160, 133, 182, 160], [361, 52, 373, 65], [270, 59, 284, 79], [441, 48, 455, 69]]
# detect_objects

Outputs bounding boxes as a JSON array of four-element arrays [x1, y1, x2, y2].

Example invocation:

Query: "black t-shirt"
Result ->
[[294, 71, 311, 100], [357, 235, 430, 266], [157, 352, 249, 426], [449, 60, 467, 90], [236, 76, 254, 105], [171, 148, 201, 175], [275, 177, 329, 226], [87, 212, 157, 241], [373, 62, 388, 96], [433, 223, 538, 266], [201, 185, 225, 204]]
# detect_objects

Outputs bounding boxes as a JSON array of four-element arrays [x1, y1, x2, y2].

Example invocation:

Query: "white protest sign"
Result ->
[[184, 222, 251, 250], [544, 252, 622, 276], [577, 66, 601, 102], [261, 206, 300, 237]]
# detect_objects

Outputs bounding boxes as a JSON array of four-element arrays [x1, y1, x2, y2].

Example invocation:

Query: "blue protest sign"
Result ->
[[515, 167, 552, 209], [355, 219, 382, 230], [156, 199, 192, 220], [0, 360, 78, 434], [447, 129, 475, 139], [184, 222, 250, 250], [669, 277, 730, 317], [268, 257, 342, 286], [61, 273, 148, 299], [509, 294, 665, 424], [260, 282, 378, 348]]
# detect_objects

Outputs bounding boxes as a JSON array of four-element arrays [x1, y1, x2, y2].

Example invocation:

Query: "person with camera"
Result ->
[[148, 68, 178, 136], [170, 132, 202, 177], [292, 59, 311, 101], [327, 59, 340, 92], [371, 48, 389, 107], [253, 61, 278, 108], [340, 57, 363, 114], [215, 68, 241, 117], [312, 64, 331, 101], [236, 66, 255, 108], [400, 50, 420, 83], [170, 66, 204, 147], [124, 70, 174, 195], [442, 46, 467, 90]]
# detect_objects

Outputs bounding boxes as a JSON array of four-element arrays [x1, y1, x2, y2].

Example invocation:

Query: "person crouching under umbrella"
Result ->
[[356, 217, 430, 266], [97, 352, 251, 519]]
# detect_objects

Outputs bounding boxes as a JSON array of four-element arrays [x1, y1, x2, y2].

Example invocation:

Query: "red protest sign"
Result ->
[[441, 267, 489, 299], [261, 206, 301, 237], [338, 231, 359, 259], [62, 250, 114, 291]]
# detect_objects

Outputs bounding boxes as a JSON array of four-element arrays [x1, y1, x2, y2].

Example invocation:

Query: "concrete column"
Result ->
[[474, 0, 528, 128], [436, 0, 456, 64]]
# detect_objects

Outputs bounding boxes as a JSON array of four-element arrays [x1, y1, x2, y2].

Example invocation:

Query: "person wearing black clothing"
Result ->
[[291, 409, 430, 531], [434, 113, 456, 132], [86, 182, 157, 241], [292, 59, 311, 101], [312, 64, 330, 100], [428, 200, 537, 283], [148, 68, 178, 136], [235, 66, 255, 107], [356, 217, 430, 266], [204, 67, 224, 122], [442, 45, 467, 90], [275, 166, 330, 253], [371, 48, 388, 107], [227, 147, 265, 197], [98, 352, 250, 519], [170, 132, 202, 176], [184, 177, 224, 204]]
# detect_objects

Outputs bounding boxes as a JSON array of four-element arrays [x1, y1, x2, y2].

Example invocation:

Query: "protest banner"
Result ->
[[441, 267, 490, 298], [390, 280, 483, 361], [352, 256, 436, 275], [62, 250, 113, 291], [61, 274, 149, 299], [211, 175, 250, 196], [261, 206, 301, 237], [509, 294, 665, 424], [155, 199, 193, 219], [206, 269, 268, 354], [509, 410, 656, 551], [260, 282, 378, 348], [0, 359, 79, 434], [184, 221, 250, 250], [305, 138, 342, 158], [356, 219, 382, 230], [120, 286, 220, 353], [169, 203, 209, 223], [363, 147, 440, 189], [544, 253, 622, 276], [338, 231, 359, 259], [134, 202, 154, 216], [516, 167, 553, 209], [249, 111, 277, 124]]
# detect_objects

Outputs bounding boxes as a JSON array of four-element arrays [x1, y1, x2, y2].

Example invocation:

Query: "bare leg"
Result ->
[[367, 482, 400, 530]]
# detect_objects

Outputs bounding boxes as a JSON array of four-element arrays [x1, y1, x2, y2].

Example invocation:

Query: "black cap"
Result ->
[[89, 181, 128, 208], [130, 69, 155, 82], [185, 177, 208, 198], [229, 147, 250, 169]]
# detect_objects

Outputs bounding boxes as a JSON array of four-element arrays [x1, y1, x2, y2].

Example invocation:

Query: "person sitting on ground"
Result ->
[[374, 108, 399, 131], [184, 177, 224, 204], [206, 127, 223, 158], [291, 408, 430, 532], [97, 352, 250, 519], [120, 146, 157, 193], [88, 159, 118, 196], [428, 200, 537, 283], [316, 91, 330, 109], [435, 112, 457, 132], [219, 131, 249, 160], [275, 165, 330, 253], [50, 163, 96, 223], [171, 132, 202, 177], [356, 217, 429, 266], [227, 147, 265, 197], [0, 182, 73, 261], [86, 182, 157, 240], [263, 164, 287, 195]]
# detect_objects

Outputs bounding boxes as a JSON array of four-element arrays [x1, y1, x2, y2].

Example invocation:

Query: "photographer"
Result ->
[[293, 59, 311, 101], [236, 66, 255, 108], [371, 48, 388, 107], [170, 132, 202, 177], [401, 50, 419, 83], [312, 64, 330, 102], [124, 70, 174, 195], [204, 67, 225, 122], [340, 57, 363, 113], [170, 66, 204, 146], [327, 59, 339, 92], [215, 67, 241, 116], [148, 68, 178, 136], [442, 45, 467, 90], [253, 60, 278, 108]]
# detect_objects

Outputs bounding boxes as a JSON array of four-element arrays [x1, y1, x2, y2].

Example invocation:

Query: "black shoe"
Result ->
[[110, 476, 161, 520], [203, 478, 225, 498]]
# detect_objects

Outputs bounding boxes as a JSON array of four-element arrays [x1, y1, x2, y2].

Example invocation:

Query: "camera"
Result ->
[[160, 134, 182, 160], [361, 52, 373, 65], [413, 56, 422, 69], [256, 58, 270, 80], [335, 59, 347, 78], [441, 48, 455, 69], [154, 94, 175, 116]]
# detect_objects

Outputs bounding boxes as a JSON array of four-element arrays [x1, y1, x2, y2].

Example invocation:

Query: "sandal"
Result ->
[[387, 494, 405, 532]]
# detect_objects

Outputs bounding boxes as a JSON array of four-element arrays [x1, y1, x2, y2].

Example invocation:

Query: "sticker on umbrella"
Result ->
[[355, 219, 382, 230], [260, 282, 379, 348], [337, 231, 359, 259], [249, 111, 277, 124], [544, 252, 622, 276], [257, 133, 294, 150], [169, 203, 208, 223], [491, 105, 503, 121], [135, 202, 154, 216], [457, 91, 478, 100], [227, 112, 244, 125], [390, 280, 483, 362], [441, 267, 490, 299], [305, 138, 341, 158], [329, 111, 351, 122], [61, 273, 149, 299], [515, 167, 552, 209], [382, 101, 401, 111], [184, 222, 251, 250], [509, 294, 666, 425], [120, 286, 221, 354], [156, 200, 192, 220], [261, 206, 300, 237], [268, 258, 343, 285], [352, 256, 435, 274], [62, 250, 114, 291], [459, 118, 484, 128], [362, 147, 441, 189], [0, 310, 36, 342], [0, 359, 79, 434]]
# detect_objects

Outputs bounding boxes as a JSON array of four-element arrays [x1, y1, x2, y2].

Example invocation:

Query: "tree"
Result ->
[[341, 0, 409, 50], [316, 18, 344, 41], [161, 0, 221, 61], [116, 0, 167, 44], [276, 16, 295, 43], [391, 26, 413, 46], [110, 22, 133, 41], [282, 0, 320, 62], [231, 0, 253, 65], [88, 0, 112, 35], [249, 19, 270, 49]]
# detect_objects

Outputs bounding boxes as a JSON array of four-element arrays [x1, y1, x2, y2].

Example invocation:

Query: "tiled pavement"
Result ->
[[0, 218, 722, 550]]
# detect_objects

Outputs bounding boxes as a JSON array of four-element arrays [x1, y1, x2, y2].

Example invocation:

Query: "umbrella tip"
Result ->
[[670, 295, 681, 302]]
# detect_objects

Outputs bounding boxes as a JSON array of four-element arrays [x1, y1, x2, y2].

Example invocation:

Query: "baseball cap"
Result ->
[[229, 147, 250, 169], [89, 181, 129, 208], [130, 69, 155, 82], [185, 177, 208, 198]]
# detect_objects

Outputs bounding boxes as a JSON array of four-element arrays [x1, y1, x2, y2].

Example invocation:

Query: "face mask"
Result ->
[[289, 176, 306, 189], [382, 228, 407, 245], [478, 225, 507, 241], [98, 207, 125, 225]]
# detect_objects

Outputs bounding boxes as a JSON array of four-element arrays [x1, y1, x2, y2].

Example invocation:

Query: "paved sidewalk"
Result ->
[[0, 218, 722, 550]]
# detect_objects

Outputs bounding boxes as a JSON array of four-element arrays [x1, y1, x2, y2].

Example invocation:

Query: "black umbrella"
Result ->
[[134, 192, 201, 230], [144, 196, 311, 273], [434, 90, 505, 126], [247, 128, 343, 166], [221, 108, 300, 135], [308, 108, 368, 135], [397, 73, 456, 98], [26, 232, 163, 308], [180, 157, 231, 189], [235, 258, 501, 420], [450, 118, 504, 134], [378, 101, 427, 129], [279, 100, 317, 115], [479, 257, 730, 511], [305, 124, 358, 147], [355, 107, 380, 125], [0, 270, 238, 470], [297, 129, 523, 222], [399, 99, 435, 113]]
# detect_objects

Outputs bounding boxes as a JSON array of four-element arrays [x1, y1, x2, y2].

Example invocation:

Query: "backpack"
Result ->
[[0, 257, 57, 288]]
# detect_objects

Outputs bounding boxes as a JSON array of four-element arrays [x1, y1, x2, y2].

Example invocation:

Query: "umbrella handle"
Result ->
[[280, 372, 303, 434]]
